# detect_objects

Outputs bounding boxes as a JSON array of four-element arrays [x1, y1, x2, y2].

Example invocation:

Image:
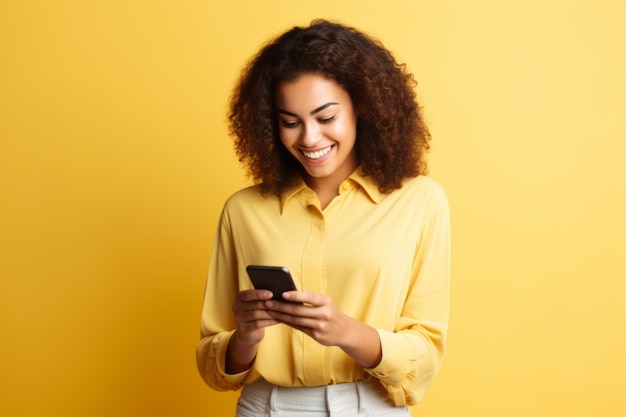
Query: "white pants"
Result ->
[[236, 379, 410, 417]]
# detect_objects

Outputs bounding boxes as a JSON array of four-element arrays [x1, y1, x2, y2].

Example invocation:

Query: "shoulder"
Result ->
[[384, 175, 450, 221], [373, 175, 449, 220], [224, 184, 264, 205], [401, 175, 448, 203], [221, 184, 281, 217]]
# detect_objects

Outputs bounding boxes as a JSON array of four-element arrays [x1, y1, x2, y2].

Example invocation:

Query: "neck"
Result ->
[[301, 151, 359, 209], [306, 176, 342, 210], [303, 166, 357, 210]]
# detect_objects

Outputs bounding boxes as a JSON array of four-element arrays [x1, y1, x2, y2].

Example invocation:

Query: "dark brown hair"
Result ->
[[228, 19, 430, 195]]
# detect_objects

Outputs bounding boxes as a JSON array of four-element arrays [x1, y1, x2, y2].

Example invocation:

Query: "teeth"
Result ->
[[303, 146, 332, 160]]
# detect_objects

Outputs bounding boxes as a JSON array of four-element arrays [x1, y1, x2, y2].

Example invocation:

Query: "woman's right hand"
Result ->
[[226, 289, 277, 373], [232, 289, 279, 344]]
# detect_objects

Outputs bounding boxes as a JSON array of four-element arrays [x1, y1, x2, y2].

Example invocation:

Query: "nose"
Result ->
[[300, 122, 321, 147]]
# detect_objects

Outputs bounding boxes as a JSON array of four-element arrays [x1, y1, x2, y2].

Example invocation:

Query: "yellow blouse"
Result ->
[[197, 170, 450, 406]]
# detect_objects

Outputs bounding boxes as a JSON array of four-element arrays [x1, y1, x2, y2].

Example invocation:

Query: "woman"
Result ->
[[197, 19, 450, 416]]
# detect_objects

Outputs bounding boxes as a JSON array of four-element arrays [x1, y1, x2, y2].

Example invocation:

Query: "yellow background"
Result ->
[[1, 1, 624, 416]]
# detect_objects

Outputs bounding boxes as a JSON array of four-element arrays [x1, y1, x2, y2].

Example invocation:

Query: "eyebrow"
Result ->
[[277, 102, 339, 117]]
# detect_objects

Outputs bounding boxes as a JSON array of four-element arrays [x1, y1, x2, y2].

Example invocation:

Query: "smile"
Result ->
[[302, 145, 332, 160]]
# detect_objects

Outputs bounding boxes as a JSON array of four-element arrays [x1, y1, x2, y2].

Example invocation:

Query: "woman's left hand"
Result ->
[[264, 291, 382, 368], [264, 291, 350, 347]]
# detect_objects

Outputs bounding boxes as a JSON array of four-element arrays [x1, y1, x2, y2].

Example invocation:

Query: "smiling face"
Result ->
[[275, 73, 358, 192]]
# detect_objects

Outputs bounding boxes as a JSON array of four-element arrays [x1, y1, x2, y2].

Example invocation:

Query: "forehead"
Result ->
[[275, 74, 351, 110]]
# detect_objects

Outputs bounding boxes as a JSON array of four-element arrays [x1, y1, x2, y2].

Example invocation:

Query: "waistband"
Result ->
[[243, 379, 370, 413]]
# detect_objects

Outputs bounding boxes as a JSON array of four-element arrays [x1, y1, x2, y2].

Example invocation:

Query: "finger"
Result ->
[[282, 322, 310, 335], [264, 299, 308, 315], [238, 289, 274, 302], [266, 309, 317, 328], [281, 291, 327, 306], [264, 298, 326, 318], [234, 300, 271, 314], [237, 306, 278, 324], [243, 318, 282, 329]]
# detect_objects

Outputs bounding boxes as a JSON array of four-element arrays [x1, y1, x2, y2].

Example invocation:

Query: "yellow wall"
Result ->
[[1, 1, 624, 416]]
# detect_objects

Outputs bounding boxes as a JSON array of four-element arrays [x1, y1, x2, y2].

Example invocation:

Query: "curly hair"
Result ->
[[228, 19, 430, 195]]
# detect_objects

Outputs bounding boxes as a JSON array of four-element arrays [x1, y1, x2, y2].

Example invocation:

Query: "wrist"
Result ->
[[225, 331, 259, 374], [340, 320, 382, 369]]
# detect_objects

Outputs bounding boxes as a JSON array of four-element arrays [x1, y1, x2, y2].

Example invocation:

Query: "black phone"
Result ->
[[246, 265, 299, 302]]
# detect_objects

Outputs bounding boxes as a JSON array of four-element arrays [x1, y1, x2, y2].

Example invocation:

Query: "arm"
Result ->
[[365, 185, 451, 405], [196, 209, 245, 390], [196, 207, 281, 389]]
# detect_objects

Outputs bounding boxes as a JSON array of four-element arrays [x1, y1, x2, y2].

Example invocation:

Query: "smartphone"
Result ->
[[246, 265, 299, 303]]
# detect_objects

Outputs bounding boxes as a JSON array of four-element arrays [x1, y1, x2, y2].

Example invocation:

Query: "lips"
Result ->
[[302, 145, 332, 160]]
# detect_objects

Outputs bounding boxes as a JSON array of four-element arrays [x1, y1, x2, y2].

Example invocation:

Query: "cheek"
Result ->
[[332, 120, 357, 140], [278, 128, 298, 148]]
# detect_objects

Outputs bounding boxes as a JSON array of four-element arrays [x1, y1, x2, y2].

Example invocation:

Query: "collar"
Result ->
[[279, 168, 380, 214]]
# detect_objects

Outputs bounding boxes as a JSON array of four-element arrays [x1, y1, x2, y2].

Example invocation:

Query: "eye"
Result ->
[[318, 115, 336, 124], [280, 120, 299, 128]]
